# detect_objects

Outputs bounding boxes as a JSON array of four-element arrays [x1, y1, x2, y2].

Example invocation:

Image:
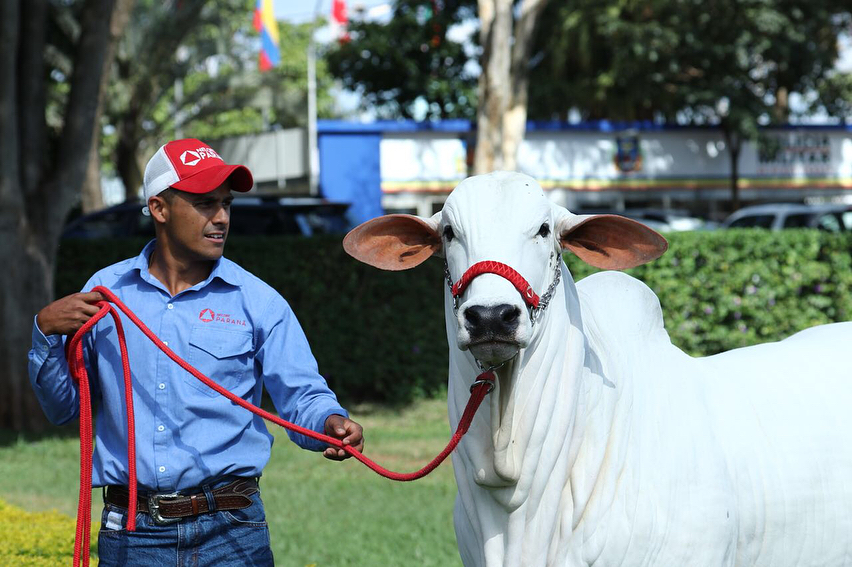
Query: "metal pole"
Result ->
[[175, 77, 184, 139], [175, 46, 190, 139], [307, 0, 322, 197]]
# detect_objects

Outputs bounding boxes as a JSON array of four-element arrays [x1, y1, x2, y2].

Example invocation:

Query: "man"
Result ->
[[28, 138, 363, 566]]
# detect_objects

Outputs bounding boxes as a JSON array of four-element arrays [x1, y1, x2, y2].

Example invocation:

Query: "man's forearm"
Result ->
[[28, 318, 81, 425]]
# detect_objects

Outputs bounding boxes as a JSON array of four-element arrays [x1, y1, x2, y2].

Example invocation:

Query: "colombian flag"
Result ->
[[253, 0, 280, 71]]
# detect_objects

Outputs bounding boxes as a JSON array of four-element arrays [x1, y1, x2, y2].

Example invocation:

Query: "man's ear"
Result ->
[[343, 212, 443, 271], [555, 210, 668, 270], [147, 195, 168, 224]]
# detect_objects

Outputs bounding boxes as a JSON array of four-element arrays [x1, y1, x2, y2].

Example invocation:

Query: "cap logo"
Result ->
[[181, 150, 202, 166], [179, 147, 221, 167]]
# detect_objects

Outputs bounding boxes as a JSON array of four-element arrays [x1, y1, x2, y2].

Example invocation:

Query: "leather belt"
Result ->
[[104, 477, 259, 525]]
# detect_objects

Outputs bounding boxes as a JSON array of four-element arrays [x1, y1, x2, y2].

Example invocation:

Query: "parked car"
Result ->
[[576, 208, 718, 232], [61, 197, 351, 239], [721, 203, 852, 231]]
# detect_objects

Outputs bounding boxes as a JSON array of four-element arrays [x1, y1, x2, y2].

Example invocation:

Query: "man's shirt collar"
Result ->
[[118, 240, 243, 291]]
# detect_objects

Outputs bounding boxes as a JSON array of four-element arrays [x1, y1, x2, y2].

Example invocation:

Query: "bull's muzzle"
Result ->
[[464, 304, 521, 341]]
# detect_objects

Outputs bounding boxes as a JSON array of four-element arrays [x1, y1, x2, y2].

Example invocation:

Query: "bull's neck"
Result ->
[[447, 264, 589, 496], [564, 309, 635, 540]]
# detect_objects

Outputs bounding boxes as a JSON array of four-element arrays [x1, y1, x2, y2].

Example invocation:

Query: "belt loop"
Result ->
[[203, 483, 216, 512]]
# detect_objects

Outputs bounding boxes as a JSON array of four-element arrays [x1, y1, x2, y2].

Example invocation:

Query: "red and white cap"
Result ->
[[143, 138, 253, 200]]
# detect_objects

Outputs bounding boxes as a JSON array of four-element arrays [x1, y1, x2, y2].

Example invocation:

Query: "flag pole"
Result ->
[[307, 0, 322, 197]]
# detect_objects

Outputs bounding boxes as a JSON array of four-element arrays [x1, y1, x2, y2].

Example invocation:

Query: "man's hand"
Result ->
[[323, 414, 364, 461], [36, 291, 106, 336]]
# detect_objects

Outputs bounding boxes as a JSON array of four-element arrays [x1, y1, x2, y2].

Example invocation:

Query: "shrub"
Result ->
[[568, 229, 852, 356], [0, 499, 96, 565], [56, 229, 852, 404], [57, 236, 448, 406]]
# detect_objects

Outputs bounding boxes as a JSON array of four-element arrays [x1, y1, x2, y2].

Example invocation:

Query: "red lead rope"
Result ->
[[66, 285, 494, 567]]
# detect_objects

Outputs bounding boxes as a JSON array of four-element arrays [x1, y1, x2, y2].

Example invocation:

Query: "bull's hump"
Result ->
[[576, 271, 667, 342]]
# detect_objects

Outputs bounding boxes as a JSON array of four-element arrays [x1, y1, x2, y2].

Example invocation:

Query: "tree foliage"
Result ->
[[529, 0, 851, 124], [528, 0, 851, 208], [326, 0, 479, 120], [103, 0, 338, 200], [0, 0, 130, 431], [325, 0, 849, 189]]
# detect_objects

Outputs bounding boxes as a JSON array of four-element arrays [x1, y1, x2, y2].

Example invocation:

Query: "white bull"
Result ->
[[343, 171, 852, 567]]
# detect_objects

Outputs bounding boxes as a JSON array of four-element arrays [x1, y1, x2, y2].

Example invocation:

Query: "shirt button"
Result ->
[[157, 425, 165, 432], [158, 383, 166, 390], [167, 304, 174, 310], [163, 341, 169, 347], [159, 466, 166, 473]]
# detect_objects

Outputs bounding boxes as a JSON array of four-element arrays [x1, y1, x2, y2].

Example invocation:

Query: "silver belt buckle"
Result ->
[[148, 492, 181, 525]]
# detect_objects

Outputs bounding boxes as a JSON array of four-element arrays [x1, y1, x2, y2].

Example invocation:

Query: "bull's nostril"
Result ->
[[465, 306, 484, 327], [499, 305, 521, 324]]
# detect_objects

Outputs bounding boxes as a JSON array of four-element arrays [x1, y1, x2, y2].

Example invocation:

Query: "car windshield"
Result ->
[[63, 199, 350, 239], [782, 214, 811, 228], [814, 214, 842, 232], [227, 206, 348, 236], [728, 214, 774, 228]]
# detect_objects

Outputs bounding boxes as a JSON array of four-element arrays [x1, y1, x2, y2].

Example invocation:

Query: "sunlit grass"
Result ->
[[0, 397, 463, 566]]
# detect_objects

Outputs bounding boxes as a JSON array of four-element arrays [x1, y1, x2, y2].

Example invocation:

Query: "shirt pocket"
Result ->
[[186, 326, 254, 397]]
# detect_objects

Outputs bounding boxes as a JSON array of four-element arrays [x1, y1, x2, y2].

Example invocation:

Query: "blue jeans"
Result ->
[[97, 483, 274, 567]]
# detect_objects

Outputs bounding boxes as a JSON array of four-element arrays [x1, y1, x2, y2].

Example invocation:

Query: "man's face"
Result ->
[[155, 182, 234, 262]]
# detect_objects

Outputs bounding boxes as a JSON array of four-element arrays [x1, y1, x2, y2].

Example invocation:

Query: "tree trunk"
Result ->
[[82, 143, 105, 213], [474, 0, 548, 174], [0, 225, 55, 431], [773, 86, 789, 123], [81, 0, 132, 214], [474, 0, 512, 174], [501, 0, 547, 172], [723, 126, 742, 213], [0, 0, 130, 432], [109, 0, 205, 202], [115, 72, 149, 202], [116, 122, 143, 201]]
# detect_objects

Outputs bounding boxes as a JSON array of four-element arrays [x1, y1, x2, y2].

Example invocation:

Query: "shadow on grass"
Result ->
[[0, 422, 79, 447]]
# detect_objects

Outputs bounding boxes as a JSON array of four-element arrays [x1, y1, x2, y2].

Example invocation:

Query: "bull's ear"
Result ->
[[343, 212, 443, 271], [556, 212, 668, 270]]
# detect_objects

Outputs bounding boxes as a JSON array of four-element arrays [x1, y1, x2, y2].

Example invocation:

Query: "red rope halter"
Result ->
[[66, 285, 494, 567], [451, 261, 541, 308]]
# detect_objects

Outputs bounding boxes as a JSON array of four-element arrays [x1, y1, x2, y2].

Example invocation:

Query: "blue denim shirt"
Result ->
[[28, 240, 348, 491]]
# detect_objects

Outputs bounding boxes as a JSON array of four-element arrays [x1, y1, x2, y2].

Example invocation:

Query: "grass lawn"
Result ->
[[0, 397, 464, 567]]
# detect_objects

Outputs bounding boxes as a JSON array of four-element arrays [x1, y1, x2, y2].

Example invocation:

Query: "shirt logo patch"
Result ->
[[198, 308, 247, 326], [212, 313, 248, 326]]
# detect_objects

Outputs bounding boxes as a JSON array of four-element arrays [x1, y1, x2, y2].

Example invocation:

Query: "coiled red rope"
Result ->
[[66, 285, 494, 567]]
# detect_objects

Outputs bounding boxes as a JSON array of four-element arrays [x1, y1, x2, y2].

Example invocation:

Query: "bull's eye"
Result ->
[[537, 223, 550, 237], [443, 226, 455, 242]]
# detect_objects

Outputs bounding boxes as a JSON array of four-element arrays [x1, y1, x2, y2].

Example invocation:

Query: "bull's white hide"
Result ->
[[344, 171, 852, 567]]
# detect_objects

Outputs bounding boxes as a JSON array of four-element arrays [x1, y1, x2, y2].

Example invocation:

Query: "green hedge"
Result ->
[[56, 236, 448, 406], [56, 229, 852, 404], [565, 229, 852, 356]]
